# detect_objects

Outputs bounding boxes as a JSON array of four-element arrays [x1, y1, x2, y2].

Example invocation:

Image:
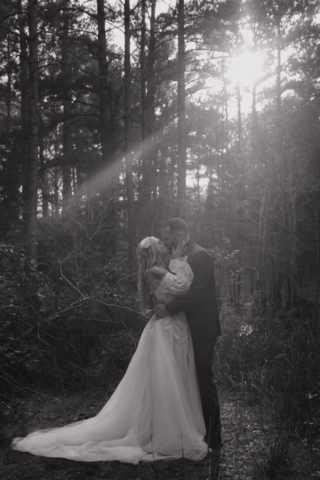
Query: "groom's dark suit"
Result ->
[[165, 239, 222, 447]]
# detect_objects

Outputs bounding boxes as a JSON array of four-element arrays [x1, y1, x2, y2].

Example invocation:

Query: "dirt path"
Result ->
[[1, 388, 319, 479]]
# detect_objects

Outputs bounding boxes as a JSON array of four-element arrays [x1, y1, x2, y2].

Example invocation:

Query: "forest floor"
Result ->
[[0, 387, 319, 480]]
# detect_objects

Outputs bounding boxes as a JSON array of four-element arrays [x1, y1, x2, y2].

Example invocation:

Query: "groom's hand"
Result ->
[[154, 304, 169, 320]]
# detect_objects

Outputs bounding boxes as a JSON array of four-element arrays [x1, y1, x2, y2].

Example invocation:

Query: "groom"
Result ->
[[154, 218, 222, 450]]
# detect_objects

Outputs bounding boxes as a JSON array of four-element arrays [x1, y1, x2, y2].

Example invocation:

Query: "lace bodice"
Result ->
[[151, 258, 194, 355], [155, 258, 193, 303], [155, 274, 176, 304]]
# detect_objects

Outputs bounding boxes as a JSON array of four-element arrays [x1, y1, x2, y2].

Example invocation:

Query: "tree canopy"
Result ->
[[1, 0, 320, 307]]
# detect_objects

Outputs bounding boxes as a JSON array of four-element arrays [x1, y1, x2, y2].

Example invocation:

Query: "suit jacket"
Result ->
[[166, 240, 221, 340]]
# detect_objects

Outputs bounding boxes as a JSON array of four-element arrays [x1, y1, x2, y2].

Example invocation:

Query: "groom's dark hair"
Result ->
[[163, 218, 188, 233]]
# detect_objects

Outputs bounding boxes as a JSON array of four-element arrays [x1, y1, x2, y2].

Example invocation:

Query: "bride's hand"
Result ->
[[172, 240, 186, 259]]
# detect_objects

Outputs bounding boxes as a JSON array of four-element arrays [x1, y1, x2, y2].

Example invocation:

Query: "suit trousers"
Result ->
[[192, 337, 222, 447]]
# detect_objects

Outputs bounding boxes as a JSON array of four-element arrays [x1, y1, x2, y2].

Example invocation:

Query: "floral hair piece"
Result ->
[[139, 236, 159, 249]]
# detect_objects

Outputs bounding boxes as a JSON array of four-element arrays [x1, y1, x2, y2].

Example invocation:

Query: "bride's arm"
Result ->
[[147, 266, 168, 294], [161, 259, 194, 295], [153, 259, 193, 320]]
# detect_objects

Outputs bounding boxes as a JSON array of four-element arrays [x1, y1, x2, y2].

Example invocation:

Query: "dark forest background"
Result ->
[[0, 0, 320, 476]]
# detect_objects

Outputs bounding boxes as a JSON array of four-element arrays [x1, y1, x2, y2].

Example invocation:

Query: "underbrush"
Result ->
[[0, 234, 143, 416], [216, 302, 320, 476], [217, 302, 320, 435], [2, 226, 320, 478]]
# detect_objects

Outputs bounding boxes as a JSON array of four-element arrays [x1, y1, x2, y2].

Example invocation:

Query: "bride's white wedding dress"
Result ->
[[12, 259, 207, 464]]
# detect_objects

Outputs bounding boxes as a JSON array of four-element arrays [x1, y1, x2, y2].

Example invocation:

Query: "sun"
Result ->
[[227, 51, 265, 87]]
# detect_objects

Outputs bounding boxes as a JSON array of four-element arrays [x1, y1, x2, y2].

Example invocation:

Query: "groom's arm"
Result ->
[[165, 250, 213, 316]]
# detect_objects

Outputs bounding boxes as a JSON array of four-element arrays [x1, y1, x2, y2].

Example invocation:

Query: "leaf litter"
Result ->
[[0, 388, 319, 479]]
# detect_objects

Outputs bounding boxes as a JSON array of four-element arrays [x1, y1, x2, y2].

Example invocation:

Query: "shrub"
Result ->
[[217, 303, 320, 436], [0, 236, 142, 400]]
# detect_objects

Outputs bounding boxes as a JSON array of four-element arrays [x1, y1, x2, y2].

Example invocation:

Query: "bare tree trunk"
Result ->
[[97, 0, 109, 170], [236, 82, 243, 303], [139, 0, 156, 229], [236, 82, 242, 154], [61, 0, 72, 211], [220, 61, 228, 191], [148, 0, 157, 216], [39, 116, 48, 218], [18, 0, 30, 226], [157, 140, 168, 222], [25, 0, 39, 260], [145, 0, 156, 152], [124, 0, 136, 272], [139, 0, 149, 230], [256, 187, 268, 311], [54, 165, 59, 218], [2, 32, 21, 227], [288, 153, 299, 303], [140, 0, 146, 146], [276, 20, 282, 121], [6, 33, 12, 135], [251, 81, 257, 149], [177, 0, 186, 217], [97, 0, 116, 252]]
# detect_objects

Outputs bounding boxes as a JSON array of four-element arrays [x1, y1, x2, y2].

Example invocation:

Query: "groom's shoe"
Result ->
[[203, 443, 221, 480], [209, 448, 220, 480]]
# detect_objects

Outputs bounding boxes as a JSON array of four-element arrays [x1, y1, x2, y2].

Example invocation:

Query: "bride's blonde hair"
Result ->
[[136, 237, 162, 313]]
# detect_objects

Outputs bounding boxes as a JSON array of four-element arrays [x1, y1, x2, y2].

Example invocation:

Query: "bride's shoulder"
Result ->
[[147, 266, 168, 281], [147, 266, 168, 293]]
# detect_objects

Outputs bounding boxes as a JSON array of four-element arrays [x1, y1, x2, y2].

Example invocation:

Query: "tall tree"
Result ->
[[18, 0, 30, 226], [97, 0, 109, 171], [139, 0, 157, 234], [61, 0, 72, 210], [25, 0, 39, 259], [124, 0, 136, 271], [177, 0, 186, 217], [97, 0, 116, 251]]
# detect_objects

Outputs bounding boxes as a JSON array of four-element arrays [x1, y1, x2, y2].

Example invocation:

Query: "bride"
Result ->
[[12, 237, 208, 464]]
